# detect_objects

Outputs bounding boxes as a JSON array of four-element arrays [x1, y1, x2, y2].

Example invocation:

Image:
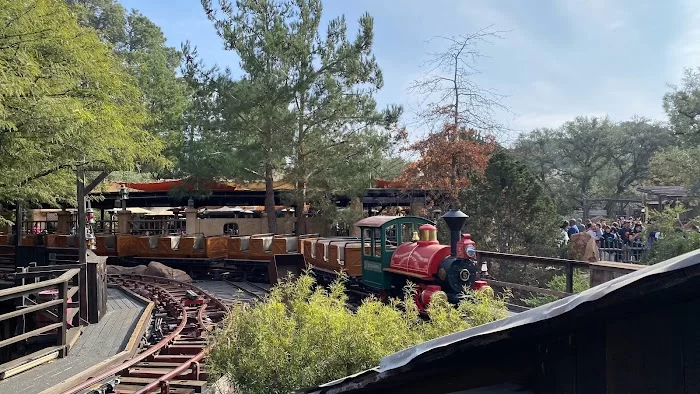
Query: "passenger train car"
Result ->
[[0, 210, 486, 308]]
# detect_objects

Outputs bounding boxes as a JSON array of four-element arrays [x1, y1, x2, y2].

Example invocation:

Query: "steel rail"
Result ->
[[111, 273, 230, 314], [64, 275, 226, 394], [135, 298, 212, 394], [241, 280, 271, 295], [63, 278, 189, 394], [133, 348, 207, 394], [224, 279, 268, 301]]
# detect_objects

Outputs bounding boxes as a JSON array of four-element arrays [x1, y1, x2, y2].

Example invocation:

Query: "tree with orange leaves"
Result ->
[[397, 123, 497, 208], [396, 27, 507, 209]]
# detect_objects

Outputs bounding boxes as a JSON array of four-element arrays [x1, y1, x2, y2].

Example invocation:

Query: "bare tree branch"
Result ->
[[408, 26, 511, 136]]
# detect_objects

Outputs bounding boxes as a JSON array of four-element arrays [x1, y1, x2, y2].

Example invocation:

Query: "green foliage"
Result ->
[[643, 205, 700, 265], [649, 145, 700, 195], [208, 272, 509, 393], [461, 149, 561, 256], [69, 0, 189, 173], [200, 0, 403, 233], [663, 67, 700, 145], [523, 270, 590, 308], [512, 116, 673, 216], [0, 0, 164, 206]]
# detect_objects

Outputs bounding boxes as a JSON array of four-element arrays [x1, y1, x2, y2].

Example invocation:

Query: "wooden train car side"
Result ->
[[0, 234, 374, 277], [301, 237, 380, 277]]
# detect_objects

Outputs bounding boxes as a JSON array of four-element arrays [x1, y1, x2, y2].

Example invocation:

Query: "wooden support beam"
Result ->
[[85, 171, 110, 194], [0, 346, 62, 379], [77, 167, 86, 267]]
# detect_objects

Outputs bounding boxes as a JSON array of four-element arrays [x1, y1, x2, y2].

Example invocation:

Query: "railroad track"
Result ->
[[63, 275, 267, 394]]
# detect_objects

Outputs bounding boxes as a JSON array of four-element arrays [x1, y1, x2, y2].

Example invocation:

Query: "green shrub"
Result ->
[[642, 205, 700, 265], [207, 272, 509, 394], [523, 269, 590, 308]]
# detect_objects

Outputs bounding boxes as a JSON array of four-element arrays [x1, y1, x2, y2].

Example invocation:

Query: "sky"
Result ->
[[119, 0, 697, 143]]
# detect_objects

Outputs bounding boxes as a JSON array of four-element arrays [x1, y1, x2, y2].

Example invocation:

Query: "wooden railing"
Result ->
[[23, 221, 59, 234], [477, 250, 644, 311], [0, 264, 84, 377], [130, 218, 186, 235]]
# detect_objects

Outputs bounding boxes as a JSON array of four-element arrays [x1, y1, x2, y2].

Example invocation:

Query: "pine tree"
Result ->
[[202, 0, 401, 233]]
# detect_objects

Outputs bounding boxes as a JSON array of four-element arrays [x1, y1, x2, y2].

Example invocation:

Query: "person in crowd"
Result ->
[[585, 222, 600, 243], [576, 218, 585, 232], [595, 222, 603, 238], [618, 221, 633, 245], [629, 223, 645, 261], [600, 225, 616, 244], [599, 225, 617, 260], [559, 221, 570, 246], [567, 219, 579, 237]]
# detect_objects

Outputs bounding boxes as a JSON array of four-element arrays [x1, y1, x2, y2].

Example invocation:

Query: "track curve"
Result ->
[[64, 275, 263, 394]]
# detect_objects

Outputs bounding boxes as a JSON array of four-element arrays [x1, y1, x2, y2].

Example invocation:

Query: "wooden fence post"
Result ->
[[565, 262, 574, 294], [86, 253, 107, 324], [79, 263, 87, 324], [57, 281, 68, 357]]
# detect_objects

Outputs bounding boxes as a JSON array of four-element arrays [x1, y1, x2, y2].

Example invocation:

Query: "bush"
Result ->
[[523, 269, 590, 308], [207, 272, 509, 393], [642, 205, 700, 265]]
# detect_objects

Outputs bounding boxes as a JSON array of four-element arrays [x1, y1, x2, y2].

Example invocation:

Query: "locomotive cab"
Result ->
[[356, 215, 435, 291]]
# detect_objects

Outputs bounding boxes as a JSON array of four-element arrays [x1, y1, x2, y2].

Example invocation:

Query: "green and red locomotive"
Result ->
[[303, 209, 489, 309]]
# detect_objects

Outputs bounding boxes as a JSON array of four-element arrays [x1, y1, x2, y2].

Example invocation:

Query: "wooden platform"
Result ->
[[0, 287, 147, 394]]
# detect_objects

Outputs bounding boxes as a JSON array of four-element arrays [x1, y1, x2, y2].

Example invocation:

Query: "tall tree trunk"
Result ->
[[296, 180, 308, 235], [453, 56, 459, 128], [265, 163, 277, 234], [295, 90, 307, 235]]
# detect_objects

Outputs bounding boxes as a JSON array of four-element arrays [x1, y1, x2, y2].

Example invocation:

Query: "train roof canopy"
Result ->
[[354, 215, 435, 229]]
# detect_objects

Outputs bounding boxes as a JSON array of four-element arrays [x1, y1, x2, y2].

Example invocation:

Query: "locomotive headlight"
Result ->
[[465, 245, 476, 258]]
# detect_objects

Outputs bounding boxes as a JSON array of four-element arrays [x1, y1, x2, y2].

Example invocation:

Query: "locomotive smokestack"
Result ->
[[441, 209, 468, 257]]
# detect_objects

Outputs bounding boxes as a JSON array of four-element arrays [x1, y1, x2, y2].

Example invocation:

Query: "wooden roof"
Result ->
[[354, 215, 402, 228], [637, 186, 689, 198], [100, 180, 295, 193]]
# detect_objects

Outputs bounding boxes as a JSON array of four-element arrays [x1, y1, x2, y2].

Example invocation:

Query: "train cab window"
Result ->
[[373, 228, 381, 257], [223, 222, 239, 235], [385, 224, 398, 251], [363, 228, 372, 257], [401, 223, 415, 243]]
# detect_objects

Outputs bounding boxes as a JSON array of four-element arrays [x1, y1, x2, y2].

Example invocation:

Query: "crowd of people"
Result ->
[[559, 217, 658, 261]]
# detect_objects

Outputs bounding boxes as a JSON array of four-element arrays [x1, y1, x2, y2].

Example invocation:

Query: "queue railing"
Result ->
[[0, 264, 84, 377]]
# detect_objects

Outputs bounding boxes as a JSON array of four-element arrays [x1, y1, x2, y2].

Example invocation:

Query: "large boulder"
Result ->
[[107, 265, 148, 275], [144, 261, 192, 283], [568, 232, 599, 262]]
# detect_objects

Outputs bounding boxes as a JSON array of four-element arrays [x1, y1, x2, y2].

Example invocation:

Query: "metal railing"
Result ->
[[0, 264, 84, 369], [598, 242, 648, 263], [93, 220, 118, 234], [476, 250, 641, 311]]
